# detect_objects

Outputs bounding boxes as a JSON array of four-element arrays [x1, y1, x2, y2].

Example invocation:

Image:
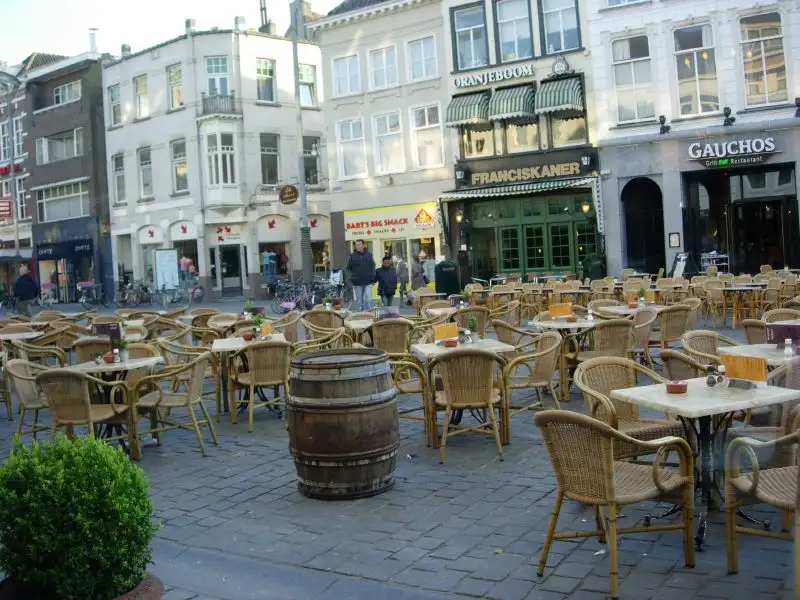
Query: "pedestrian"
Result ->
[[346, 240, 376, 311], [396, 256, 409, 304], [375, 255, 398, 307], [410, 256, 427, 291], [13, 265, 39, 317], [179, 253, 190, 283]]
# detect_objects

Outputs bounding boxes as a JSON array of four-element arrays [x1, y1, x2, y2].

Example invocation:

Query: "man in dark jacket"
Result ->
[[13, 265, 39, 317], [374, 255, 398, 307], [346, 240, 376, 311]]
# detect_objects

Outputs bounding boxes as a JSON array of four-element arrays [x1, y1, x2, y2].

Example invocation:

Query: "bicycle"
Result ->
[[79, 283, 110, 310], [0, 294, 18, 314], [272, 281, 319, 314], [153, 280, 205, 307]]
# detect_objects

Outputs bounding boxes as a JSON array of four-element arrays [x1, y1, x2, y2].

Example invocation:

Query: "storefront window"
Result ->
[[548, 197, 571, 216], [499, 227, 520, 271], [522, 199, 543, 217], [575, 222, 597, 263], [549, 223, 572, 268], [496, 200, 517, 220], [524, 225, 545, 269], [410, 238, 436, 281], [551, 116, 587, 148], [460, 126, 495, 159], [472, 202, 494, 222], [506, 122, 539, 153]]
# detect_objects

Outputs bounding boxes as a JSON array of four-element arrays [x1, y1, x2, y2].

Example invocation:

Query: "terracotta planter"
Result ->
[[0, 573, 164, 600]]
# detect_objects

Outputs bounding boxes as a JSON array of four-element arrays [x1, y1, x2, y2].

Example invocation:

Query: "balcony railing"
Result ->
[[201, 92, 241, 116]]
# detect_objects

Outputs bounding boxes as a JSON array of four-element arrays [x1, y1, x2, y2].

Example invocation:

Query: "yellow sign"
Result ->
[[434, 322, 458, 341], [260, 322, 273, 337], [627, 292, 638, 303], [721, 354, 768, 382], [550, 302, 572, 317], [470, 163, 581, 186], [645, 290, 657, 303]]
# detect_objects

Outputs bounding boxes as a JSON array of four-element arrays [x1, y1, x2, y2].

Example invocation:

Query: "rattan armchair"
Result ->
[[5, 359, 48, 438], [680, 330, 740, 366], [680, 297, 703, 330], [73, 337, 113, 364], [703, 280, 727, 327], [390, 358, 430, 445], [293, 328, 348, 356], [454, 306, 490, 338], [503, 331, 562, 416], [588, 299, 621, 314], [229, 341, 292, 432], [156, 338, 222, 419], [304, 309, 346, 329], [492, 320, 539, 357], [489, 299, 521, 328], [740, 319, 766, 344], [535, 410, 695, 600], [660, 349, 706, 381], [574, 357, 690, 459], [269, 310, 301, 343], [763, 308, 800, 323], [648, 304, 690, 350], [630, 307, 657, 368], [7, 339, 66, 366], [427, 349, 508, 463], [371, 318, 413, 355]]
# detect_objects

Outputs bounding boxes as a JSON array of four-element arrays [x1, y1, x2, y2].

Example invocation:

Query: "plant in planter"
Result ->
[[243, 299, 254, 319], [637, 286, 646, 299], [0, 437, 162, 600], [112, 338, 129, 362], [468, 314, 479, 336], [323, 295, 333, 309]]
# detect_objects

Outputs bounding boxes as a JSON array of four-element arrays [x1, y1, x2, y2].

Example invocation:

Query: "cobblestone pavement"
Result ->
[[1, 309, 795, 599]]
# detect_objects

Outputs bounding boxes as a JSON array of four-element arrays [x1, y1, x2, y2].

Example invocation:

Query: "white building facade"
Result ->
[[586, 0, 800, 276], [308, 0, 453, 270], [103, 18, 330, 298]]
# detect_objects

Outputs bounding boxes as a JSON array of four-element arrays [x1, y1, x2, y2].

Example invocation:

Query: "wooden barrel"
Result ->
[[287, 348, 399, 500]]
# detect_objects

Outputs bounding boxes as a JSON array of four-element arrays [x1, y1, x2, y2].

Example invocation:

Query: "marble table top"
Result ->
[[0, 331, 43, 341], [528, 319, 597, 331], [211, 334, 287, 353], [411, 338, 514, 360], [611, 376, 800, 419], [600, 305, 667, 317], [69, 356, 164, 373], [344, 319, 373, 331], [426, 307, 458, 318], [718, 343, 792, 367]]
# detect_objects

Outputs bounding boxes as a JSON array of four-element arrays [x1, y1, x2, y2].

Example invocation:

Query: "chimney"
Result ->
[[185, 18, 196, 35], [121, 44, 131, 58], [234, 16, 246, 31], [258, 0, 277, 35], [89, 28, 98, 53]]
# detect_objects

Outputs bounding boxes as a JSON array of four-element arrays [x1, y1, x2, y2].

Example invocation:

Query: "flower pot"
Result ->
[[324, 303, 332, 310], [119, 350, 129, 363], [0, 573, 164, 600]]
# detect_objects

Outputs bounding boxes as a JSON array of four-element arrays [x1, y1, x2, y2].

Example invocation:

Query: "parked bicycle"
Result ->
[[79, 283, 110, 310], [152, 280, 204, 307]]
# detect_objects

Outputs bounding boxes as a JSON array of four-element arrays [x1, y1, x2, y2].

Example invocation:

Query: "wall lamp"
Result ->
[[659, 115, 671, 135], [581, 200, 591, 213], [723, 106, 736, 127], [580, 154, 592, 168], [454, 166, 465, 181]]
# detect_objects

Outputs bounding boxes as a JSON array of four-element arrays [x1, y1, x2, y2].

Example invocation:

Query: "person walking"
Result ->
[[179, 253, 190, 283], [410, 256, 427, 291], [375, 255, 398, 307], [396, 256, 409, 304], [13, 265, 39, 317], [346, 240, 376, 311]]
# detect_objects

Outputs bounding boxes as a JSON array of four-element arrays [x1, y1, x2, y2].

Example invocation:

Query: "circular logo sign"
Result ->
[[279, 185, 299, 205]]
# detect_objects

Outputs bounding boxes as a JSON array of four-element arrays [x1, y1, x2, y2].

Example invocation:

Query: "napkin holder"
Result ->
[[727, 378, 757, 390]]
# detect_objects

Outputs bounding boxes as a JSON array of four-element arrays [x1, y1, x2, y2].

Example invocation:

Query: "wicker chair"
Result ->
[[371, 318, 413, 355], [763, 308, 800, 323], [133, 352, 218, 455], [741, 319, 766, 344], [725, 429, 799, 574], [5, 359, 49, 438], [492, 320, 539, 358], [680, 297, 703, 330], [703, 280, 727, 327], [565, 319, 634, 365], [293, 328, 348, 355], [229, 340, 292, 432], [489, 299, 521, 328], [427, 349, 508, 463], [423, 300, 451, 314], [390, 358, 430, 445], [648, 304, 690, 350], [7, 339, 66, 366], [503, 332, 562, 415], [680, 330, 740, 366], [304, 309, 346, 330], [660, 349, 706, 381], [760, 286, 782, 315], [413, 288, 438, 314], [156, 338, 222, 419], [92, 316, 122, 325], [270, 310, 301, 343], [535, 410, 694, 600], [630, 307, 657, 368], [454, 306, 490, 338], [73, 337, 113, 364], [574, 357, 690, 459], [36, 368, 137, 458], [207, 313, 240, 332], [588, 299, 621, 313]]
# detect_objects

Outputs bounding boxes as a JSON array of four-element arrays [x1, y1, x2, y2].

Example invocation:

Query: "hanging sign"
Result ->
[[279, 185, 298, 205]]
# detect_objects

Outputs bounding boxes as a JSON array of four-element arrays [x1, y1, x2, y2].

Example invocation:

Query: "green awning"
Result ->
[[439, 178, 595, 200], [488, 85, 536, 122], [445, 92, 490, 128], [534, 77, 584, 118]]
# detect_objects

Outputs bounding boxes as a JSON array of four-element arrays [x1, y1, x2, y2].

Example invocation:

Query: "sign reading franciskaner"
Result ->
[[454, 64, 534, 88], [470, 162, 582, 185]]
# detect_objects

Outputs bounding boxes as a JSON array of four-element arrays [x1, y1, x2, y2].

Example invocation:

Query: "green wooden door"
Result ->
[[548, 223, 574, 271], [497, 226, 522, 273], [524, 224, 547, 271]]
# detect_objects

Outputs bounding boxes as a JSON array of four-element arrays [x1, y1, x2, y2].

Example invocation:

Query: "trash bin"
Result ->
[[435, 260, 460, 297], [582, 255, 606, 281]]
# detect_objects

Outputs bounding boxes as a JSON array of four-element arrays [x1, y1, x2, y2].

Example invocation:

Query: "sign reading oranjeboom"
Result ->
[[454, 64, 534, 88]]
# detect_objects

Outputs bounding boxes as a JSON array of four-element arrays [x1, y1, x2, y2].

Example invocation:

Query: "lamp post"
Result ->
[[0, 71, 21, 254], [290, 0, 313, 283]]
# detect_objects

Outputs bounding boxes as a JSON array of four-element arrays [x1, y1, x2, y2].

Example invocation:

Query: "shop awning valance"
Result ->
[[488, 85, 536, 122], [445, 92, 490, 128], [439, 177, 595, 200], [533, 77, 584, 118]]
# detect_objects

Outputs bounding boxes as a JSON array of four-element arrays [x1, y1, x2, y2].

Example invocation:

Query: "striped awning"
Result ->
[[488, 85, 536, 122], [439, 177, 595, 200], [534, 77, 584, 118], [445, 92, 490, 128]]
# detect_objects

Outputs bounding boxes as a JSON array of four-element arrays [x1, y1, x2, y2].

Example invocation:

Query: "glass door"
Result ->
[[548, 223, 574, 271], [498, 226, 522, 274], [471, 229, 495, 281], [524, 224, 547, 271]]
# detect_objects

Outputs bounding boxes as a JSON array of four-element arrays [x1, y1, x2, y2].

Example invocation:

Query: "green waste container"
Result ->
[[435, 260, 460, 297]]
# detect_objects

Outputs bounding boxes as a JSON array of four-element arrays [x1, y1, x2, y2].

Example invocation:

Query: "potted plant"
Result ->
[[323, 295, 333, 310], [0, 437, 162, 600], [637, 286, 646, 307], [243, 299, 254, 320], [113, 338, 129, 362], [468, 314, 479, 337]]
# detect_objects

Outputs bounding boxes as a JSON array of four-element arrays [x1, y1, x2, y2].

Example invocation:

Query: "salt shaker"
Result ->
[[587, 309, 594, 322], [716, 365, 726, 386], [705, 365, 717, 388], [785, 339, 794, 359]]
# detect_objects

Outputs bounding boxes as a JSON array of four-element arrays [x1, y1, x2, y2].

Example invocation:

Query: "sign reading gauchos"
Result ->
[[470, 162, 582, 186], [688, 137, 778, 168], [454, 64, 534, 88]]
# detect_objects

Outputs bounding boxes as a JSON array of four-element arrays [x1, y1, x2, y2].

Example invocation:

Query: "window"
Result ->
[[15, 176, 27, 220], [35, 129, 83, 165], [461, 126, 494, 158], [541, 0, 579, 53], [612, 35, 654, 122], [411, 104, 443, 168], [53, 81, 81, 105], [260, 133, 279, 185], [506, 122, 539, 153], [137, 148, 153, 198], [0, 180, 8, 199], [12, 117, 22, 156], [108, 85, 121, 126], [496, 0, 532, 62], [36, 181, 89, 222], [303, 137, 321, 185], [370, 47, 398, 90], [674, 25, 719, 116], [256, 58, 276, 102], [299, 64, 317, 107], [374, 112, 404, 173], [207, 133, 236, 185], [336, 119, 366, 178], [551, 115, 586, 147], [112, 154, 125, 204], [740, 13, 787, 106], [333, 55, 360, 96], [0, 122, 7, 162], [133, 75, 148, 119], [171, 140, 188, 193], [167, 64, 184, 110], [454, 5, 488, 70], [206, 56, 229, 96], [408, 37, 437, 81]]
